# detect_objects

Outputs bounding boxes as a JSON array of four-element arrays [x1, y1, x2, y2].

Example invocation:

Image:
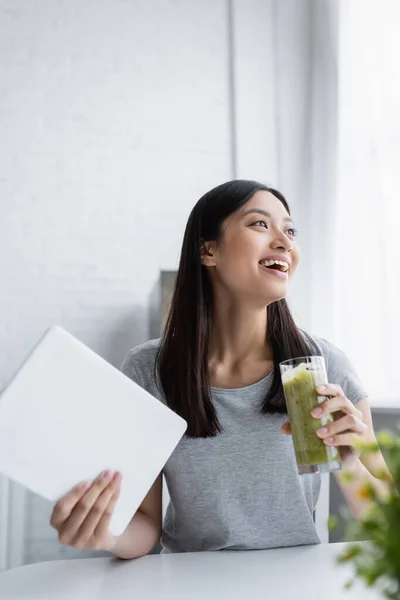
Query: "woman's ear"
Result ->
[[200, 241, 217, 267]]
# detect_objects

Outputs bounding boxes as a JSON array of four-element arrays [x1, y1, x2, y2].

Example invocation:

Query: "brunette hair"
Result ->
[[156, 180, 311, 437]]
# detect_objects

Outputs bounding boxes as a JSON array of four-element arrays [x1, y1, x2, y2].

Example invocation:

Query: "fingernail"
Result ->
[[102, 470, 113, 481], [79, 482, 90, 492], [324, 437, 335, 445], [317, 427, 328, 436], [318, 385, 326, 393], [113, 472, 122, 483], [312, 407, 323, 417]]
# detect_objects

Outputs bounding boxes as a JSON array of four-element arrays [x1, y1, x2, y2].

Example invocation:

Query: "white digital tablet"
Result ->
[[0, 326, 187, 536]]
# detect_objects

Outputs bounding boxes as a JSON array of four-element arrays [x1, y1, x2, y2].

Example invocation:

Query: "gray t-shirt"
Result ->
[[120, 334, 367, 553]]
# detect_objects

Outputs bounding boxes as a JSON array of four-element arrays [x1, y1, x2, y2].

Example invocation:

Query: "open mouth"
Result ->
[[259, 259, 290, 274]]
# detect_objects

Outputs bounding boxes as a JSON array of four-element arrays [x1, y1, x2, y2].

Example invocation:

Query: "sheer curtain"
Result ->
[[333, 0, 400, 407]]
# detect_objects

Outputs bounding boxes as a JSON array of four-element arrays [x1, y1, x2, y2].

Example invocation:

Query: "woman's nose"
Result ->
[[271, 234, 293, 252]]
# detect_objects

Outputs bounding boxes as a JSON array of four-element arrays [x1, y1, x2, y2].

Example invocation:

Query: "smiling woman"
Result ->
[[50, 180, 391, 560]]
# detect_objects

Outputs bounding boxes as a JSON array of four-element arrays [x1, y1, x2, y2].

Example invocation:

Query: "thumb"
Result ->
[[281, 421, 292, 436]]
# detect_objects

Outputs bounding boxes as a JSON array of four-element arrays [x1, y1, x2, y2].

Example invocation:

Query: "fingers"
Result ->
[[281, 421, 292, 435], [92, 483, 121, 549], [316, 413, 367, 443], [311, 385, 362, 420], [74, 473, 122, 550], [320, 432, 362, 448], [50, 481, 91, 530], [56, 470, 115, 546], [317, 383, 343, 397]]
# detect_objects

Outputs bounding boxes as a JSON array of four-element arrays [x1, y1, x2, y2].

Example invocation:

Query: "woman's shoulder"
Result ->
[[300, 330, 354, 367], [120, 338, 161, 389], [300, 329, 339, 358]]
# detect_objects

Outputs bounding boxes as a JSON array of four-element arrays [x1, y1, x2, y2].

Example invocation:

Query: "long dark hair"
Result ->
[[156, 180, 311, 438]]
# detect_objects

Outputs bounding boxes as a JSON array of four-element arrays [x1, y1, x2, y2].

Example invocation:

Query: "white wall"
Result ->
[[0, 0, 233, 568], [0, 0, 232, 383], [0, 0, 331, 568]]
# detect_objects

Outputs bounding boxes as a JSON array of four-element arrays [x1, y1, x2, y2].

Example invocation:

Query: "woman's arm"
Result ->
[[331, 398, 392, 518], [355, 399, 393, 480], [106, 473, 163, 559], [334, 455, 391, 519]]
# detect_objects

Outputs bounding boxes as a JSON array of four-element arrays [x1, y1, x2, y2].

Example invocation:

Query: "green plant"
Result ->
[[332, 430, 400, 599]]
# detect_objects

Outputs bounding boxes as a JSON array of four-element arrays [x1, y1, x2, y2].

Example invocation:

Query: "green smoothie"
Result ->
[[281, 361, 340, 471]]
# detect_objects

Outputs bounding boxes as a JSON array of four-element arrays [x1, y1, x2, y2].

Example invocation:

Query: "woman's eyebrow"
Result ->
[[243, 208, 294, 224]]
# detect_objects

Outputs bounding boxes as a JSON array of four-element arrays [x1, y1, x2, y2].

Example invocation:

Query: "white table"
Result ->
[[0, 543, 380, 599]]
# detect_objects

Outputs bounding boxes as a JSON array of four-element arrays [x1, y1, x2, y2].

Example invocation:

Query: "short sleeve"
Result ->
[[119, 339, 161, 396], [120, 350, 144, 388], [318, 338, 368, 406]]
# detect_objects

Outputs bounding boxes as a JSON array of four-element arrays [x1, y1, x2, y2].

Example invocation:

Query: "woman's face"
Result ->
[[201, 191, 300, 304]]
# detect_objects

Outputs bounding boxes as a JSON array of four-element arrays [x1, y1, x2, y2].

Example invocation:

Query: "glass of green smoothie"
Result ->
[[280, 356, 341, 475]]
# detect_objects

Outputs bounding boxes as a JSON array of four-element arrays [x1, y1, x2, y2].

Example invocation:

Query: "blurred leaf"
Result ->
[[333, 430, 400, 599], [377, 431, 396, 449], [376, 468, 395, 483], [344, 580, 354, 590], [355, 440, 380, 453], [338, 470, 357, 485], [328, 516, 338, 531], [337, 544, 363, 563]]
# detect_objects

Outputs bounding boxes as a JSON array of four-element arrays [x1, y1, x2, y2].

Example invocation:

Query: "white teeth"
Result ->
[[260, 259, 289, 272]]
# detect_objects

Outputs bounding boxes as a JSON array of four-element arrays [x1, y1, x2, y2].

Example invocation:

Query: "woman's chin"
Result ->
[[262, 281, 289, 303], [248, 285, 289, 306], [269, 292, 288, 304]]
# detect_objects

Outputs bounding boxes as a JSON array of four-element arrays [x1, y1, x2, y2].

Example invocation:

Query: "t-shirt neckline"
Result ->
[[209, 369, 275, 393]]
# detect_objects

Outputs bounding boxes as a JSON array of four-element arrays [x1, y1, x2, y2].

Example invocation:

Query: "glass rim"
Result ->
[[279, 355, 325, 367]]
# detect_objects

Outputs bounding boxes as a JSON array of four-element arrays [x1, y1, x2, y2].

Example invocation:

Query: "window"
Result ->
[[333, 0, 400, 406]]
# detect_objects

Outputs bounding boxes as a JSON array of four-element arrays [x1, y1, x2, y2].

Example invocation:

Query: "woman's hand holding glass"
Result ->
[[282, 383, 367, 468]]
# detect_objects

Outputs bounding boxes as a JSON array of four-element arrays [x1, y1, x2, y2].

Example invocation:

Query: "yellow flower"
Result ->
[[355, 483, 374, 502]]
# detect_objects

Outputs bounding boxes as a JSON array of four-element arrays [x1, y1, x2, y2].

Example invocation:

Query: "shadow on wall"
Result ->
[[103, 305, 148, 368], [149, 272, 176, 341]]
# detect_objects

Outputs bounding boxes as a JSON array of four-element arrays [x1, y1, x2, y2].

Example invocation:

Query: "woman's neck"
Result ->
[[208, 290, 273, 361], [208, 298, 273, 388]]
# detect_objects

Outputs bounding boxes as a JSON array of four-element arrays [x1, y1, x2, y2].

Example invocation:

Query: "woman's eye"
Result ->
[[286, 228, 298, 238], [251, 220, 268, 228]]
